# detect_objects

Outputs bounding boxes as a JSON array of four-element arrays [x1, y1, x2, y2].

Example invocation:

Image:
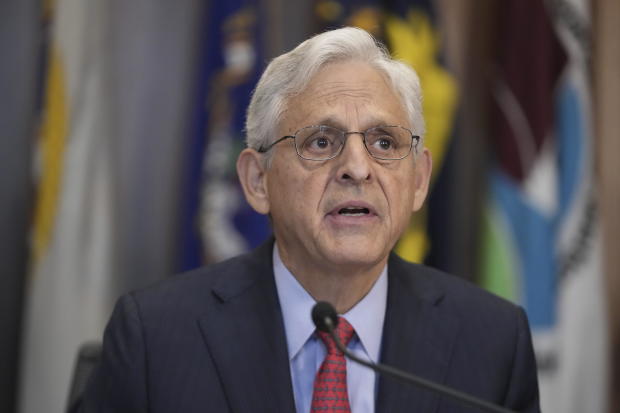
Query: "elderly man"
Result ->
[[80, 28, 539, 412]]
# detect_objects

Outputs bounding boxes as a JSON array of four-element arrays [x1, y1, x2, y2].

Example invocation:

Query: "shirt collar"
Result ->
[[273, 242, 388, 363]]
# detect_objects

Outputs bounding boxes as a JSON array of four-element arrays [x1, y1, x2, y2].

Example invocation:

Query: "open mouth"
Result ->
[[338, 207, 370, 216]]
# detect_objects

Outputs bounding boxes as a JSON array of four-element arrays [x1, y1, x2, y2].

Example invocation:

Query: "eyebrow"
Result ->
[[312, 116, 392, 130]]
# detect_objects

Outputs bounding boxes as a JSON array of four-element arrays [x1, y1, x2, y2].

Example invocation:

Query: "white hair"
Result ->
[[245, 27, 425, 158]]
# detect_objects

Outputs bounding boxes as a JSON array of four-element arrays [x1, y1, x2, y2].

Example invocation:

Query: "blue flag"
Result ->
[[178, 1, 270, 270]]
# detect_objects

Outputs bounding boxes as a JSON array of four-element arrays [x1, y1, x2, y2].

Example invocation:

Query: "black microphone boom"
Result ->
[[311, 302, 516, 413]]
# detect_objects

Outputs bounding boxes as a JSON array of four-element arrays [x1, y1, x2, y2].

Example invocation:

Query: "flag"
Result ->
[[19, 1, 118, 412], [479, 0, 607, 411], [18, 0, 204, 411], [313, 0, 458, 264], [314, 0, 383, 37], [178, 0, 270, 270], [382, 0, 458, 263]]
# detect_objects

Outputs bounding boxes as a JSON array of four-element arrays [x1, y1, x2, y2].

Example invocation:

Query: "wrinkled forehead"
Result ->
[[279, 61, 409, 133]]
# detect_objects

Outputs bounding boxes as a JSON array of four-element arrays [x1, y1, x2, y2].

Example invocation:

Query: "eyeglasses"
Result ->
[[257, 125, 420, 161]]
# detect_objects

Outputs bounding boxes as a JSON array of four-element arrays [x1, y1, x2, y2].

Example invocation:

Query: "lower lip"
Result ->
[[325, 212, 378, 226]]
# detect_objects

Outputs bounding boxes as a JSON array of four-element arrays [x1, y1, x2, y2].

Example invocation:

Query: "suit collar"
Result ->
[[376, 253, 460, 413], [209, 239, 275, 302], [197, 238, 296, 413]]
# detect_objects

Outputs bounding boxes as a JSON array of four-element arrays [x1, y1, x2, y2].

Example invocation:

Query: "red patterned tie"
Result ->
[[311, 316, 355, 412]]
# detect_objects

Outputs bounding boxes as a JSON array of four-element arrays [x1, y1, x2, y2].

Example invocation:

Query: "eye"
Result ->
[[300, 126, 341, 155], [376, 137, 393, 150], [310, 136, 331, 150], [369, 134, 397, 152]]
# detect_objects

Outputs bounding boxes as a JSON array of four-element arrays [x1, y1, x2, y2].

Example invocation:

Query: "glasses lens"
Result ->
[[365, 126, 413, 159], [296, 126, 343, 160]]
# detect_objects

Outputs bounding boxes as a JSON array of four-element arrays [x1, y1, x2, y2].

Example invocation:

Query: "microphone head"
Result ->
[[312, 301, 338, 332]]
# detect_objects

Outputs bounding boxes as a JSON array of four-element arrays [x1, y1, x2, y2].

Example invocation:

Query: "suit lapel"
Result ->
[[376, 255, 460, 413], [197, 240, 296, 413]]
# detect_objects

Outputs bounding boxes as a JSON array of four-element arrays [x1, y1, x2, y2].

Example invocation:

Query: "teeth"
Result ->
[[339, 207, 369, 216]]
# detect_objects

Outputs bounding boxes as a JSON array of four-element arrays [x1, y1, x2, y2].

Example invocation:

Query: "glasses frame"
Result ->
[[257, 125, 420, 161]]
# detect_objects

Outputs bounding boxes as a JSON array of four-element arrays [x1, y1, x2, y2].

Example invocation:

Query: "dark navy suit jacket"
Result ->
[[80, 239, 540, 412]]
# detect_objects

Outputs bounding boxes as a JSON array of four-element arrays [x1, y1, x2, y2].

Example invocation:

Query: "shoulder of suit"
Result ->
[[122, 246, 269, 318], [388, 253, 523, 319]]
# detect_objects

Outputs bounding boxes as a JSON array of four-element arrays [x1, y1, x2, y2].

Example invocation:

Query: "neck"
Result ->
[[277, 245, 387, 314]]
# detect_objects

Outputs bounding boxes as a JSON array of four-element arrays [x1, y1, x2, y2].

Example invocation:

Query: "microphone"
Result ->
[[311, 301, 516, 413], [312, 301, 339, 333]]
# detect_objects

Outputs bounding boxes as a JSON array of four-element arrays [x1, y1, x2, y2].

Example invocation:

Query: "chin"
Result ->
[[322, 246, 387, 269]]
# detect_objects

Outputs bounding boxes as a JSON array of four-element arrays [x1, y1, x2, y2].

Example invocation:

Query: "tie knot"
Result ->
[[316, 316, 355, 355]]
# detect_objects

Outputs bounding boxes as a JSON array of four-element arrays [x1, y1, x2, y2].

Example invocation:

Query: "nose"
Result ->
[[335, 132, 372, 183]]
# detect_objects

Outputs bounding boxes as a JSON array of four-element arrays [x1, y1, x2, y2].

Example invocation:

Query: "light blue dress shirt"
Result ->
[[273, 243, 388, 413]]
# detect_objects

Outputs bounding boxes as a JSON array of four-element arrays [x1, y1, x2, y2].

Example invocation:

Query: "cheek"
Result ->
[[288, 175, 323, 217], [388, 173, 417, 218], [268, 163, 324, 222]]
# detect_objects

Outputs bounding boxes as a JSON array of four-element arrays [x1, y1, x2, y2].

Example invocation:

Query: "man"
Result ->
[[80, 27, 539, 412]]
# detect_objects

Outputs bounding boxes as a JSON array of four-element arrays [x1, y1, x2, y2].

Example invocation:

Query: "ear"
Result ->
[[412, 147, 433, 212], [237, 148, 271, 214]]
